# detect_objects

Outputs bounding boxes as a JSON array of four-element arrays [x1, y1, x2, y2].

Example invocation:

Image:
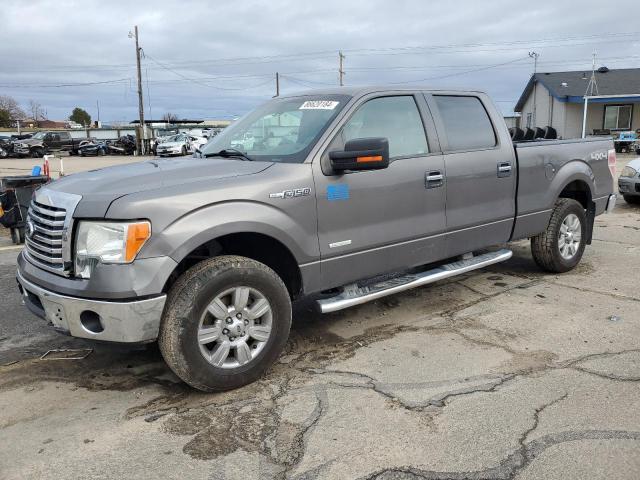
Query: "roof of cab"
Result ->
[[278, 85, 487, 99]]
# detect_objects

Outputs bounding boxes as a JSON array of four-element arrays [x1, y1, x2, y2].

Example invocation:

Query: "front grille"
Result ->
[[25, 201, 66, 273]]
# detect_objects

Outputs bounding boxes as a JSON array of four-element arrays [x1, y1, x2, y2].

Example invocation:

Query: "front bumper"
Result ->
[[157, 147, 182, 156], [16, 268, 166, 343], [14, 146, 30, 155], [618, 177, 640, 196]]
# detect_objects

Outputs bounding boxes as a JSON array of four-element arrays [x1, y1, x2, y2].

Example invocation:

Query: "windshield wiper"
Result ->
[[203, 148, 253, 161]]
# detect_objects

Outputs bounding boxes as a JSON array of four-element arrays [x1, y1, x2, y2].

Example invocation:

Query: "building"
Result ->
[[503, 114, 520, 129], [514, 67, 640, 139]]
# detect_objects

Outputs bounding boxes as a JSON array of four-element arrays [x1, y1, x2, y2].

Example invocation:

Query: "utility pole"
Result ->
[[528, 51, 539, 128], [130, 26, 145, 155], [338, 51, 345, 86], [275, 72, 280, 97], [96, 99, 100, 126]]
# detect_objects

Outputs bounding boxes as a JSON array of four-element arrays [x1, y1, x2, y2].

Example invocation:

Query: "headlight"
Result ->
[[74, 221, 151, 278], [620, 166, 638, 178]]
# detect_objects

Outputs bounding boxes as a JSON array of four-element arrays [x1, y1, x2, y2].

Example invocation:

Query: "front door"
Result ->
[[313, 93, 447, 289], [426, 94, 517, 257]]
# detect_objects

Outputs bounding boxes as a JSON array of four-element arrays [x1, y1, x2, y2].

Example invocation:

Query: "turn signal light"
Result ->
[[356, 155, 383, 163], [125, 222, 151, 262]]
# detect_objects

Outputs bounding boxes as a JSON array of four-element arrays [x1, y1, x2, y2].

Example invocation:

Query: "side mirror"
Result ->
[[329, 137, 389, 172]]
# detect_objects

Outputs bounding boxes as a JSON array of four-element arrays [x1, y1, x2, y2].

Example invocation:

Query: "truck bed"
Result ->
[[511, 137, 615, 240]]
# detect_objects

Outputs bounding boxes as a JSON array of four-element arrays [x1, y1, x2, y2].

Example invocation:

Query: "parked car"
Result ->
[[16, 87, 616, 392], [618, 157, 640, 204], [106, 135, 136, 155], [189, 135, 208, 152], [0, 136, 12, 158], [78, 141, 108, 156], [13, 131, 91, 157], [614, 131, 638, 153], [155, 133, 192, 156]]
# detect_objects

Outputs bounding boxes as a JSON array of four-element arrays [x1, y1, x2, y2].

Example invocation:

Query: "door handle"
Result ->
[[497, 162, 512, 177], [425, 171, 444, 188]]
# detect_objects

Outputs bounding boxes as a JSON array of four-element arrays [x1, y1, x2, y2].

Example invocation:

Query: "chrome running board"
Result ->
[[317, 249, 513, 314]]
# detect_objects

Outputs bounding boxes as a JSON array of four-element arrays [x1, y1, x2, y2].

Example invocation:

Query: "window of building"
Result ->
[[341, 96, 428, 158], [526, 113, 532, 128], [434, 96, 497, 151], [604, 105, 632, 130]]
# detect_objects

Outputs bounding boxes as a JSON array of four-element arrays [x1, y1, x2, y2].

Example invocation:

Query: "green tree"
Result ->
[[0, 109, 11, 128], [69, 107, 91, 127]]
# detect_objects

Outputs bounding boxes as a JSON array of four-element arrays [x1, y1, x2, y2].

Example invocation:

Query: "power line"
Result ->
[[0, 78, 131, 88], [11, 31, 640, 73], [144, 53, 275, 91], [388, 56, 531, 84]]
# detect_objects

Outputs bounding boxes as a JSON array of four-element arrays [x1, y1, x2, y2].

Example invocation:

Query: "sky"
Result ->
[[1, 0, 640, 123]]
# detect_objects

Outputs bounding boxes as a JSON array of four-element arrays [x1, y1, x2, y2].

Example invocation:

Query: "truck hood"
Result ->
[[16, 138, 41, 146], [46, 157, 273, 216]]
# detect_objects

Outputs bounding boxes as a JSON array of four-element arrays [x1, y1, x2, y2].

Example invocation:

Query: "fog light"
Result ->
[[80, 310, 104, 334]]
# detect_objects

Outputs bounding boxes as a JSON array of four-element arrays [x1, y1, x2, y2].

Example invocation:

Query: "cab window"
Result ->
[[341, 96, 428, 158], [434, 95, 497, 151]]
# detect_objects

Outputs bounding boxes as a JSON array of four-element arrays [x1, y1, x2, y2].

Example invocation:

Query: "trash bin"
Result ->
[[0, 175, 50, 244]]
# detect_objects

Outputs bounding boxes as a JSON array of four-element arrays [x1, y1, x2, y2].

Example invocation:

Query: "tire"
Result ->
[[531, 198, 587, 273], [159, 255, 292, 392], [31, 148, 43, 158], [181, 146, 187, 156], [623, 195, 640, 205]]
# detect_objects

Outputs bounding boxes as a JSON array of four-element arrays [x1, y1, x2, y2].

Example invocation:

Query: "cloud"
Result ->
[[1, 0, 638, 122]]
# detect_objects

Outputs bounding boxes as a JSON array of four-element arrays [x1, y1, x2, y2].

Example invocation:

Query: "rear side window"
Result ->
[[434, 96, 496, 151], [342, 96, 428, 158]]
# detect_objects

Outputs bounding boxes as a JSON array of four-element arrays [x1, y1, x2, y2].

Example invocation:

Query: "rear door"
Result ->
[[425, 93, 516, 257], [313, 93, 447, 289]]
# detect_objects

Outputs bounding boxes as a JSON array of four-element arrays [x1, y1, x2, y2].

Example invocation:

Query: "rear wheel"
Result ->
[[531, 198, 587, 273], [623, 195, 640, 205], [159, 255, 291, 392]]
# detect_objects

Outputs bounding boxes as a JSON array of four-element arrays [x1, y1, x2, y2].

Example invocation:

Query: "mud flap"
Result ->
[[585, 201, 596, 245]]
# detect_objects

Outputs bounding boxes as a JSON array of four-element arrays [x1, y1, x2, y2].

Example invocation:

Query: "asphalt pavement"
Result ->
[[0, 155, 638, 479]]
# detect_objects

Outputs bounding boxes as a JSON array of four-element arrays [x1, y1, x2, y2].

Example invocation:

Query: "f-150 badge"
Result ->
[[269, 187, 311, 199]]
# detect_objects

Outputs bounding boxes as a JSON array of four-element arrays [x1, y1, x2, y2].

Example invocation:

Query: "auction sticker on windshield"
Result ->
[[300, 100, 339, 110]]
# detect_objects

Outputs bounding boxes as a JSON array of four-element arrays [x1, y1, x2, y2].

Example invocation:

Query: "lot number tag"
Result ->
[[300, 100, 339, 110]]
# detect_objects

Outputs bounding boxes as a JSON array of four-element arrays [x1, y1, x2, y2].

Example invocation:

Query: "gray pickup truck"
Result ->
[[16, 87, 616, 391], [13, 131, 89, 158]]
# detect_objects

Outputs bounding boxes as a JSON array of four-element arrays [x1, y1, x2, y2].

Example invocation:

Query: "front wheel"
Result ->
[[159, 255, 292, 392], [623, 195, 640, 205], [531, 198, 587, 273], [181, 146, 187, 156]]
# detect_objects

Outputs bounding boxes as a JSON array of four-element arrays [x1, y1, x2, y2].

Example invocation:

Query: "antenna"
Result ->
[[585, 51, 599, 96], [528, 52, 539, 126]]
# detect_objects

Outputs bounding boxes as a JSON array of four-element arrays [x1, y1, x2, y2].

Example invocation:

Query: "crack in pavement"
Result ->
[[359, 430, 640, 480]]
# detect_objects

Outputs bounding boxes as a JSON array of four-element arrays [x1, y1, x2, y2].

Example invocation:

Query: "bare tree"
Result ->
[[28, 100, 46, 122], [0, 95, 26, 120], [162, 112, 178, 123]]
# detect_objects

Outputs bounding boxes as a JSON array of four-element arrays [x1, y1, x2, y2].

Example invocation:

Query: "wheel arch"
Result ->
[[551, 162, 596, 243], [156, 203, 314, 299]]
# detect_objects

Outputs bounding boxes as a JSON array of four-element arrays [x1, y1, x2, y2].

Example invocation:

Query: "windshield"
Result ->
[[201, 94, 350, 163], [31, 132, 46, 139], [165, 134, 186, 142]]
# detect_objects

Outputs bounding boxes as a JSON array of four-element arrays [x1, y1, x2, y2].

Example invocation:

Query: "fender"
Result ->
[[512, 159, 596, 241], [547, 159, 596, 208], [140, 200, 319, 266]]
